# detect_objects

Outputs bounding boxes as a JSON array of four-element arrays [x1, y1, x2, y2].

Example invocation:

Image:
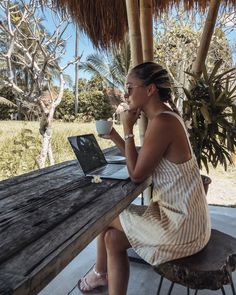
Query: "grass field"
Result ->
[[0, 120, 235, 206], [0, 120, 140, 180]]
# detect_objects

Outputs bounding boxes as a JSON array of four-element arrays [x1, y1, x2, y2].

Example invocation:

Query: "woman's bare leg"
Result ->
[[79, 231, 108, 291], [105, 217, 131, 295], [79, 217, 130, 294], [96, 231, 107, 272]]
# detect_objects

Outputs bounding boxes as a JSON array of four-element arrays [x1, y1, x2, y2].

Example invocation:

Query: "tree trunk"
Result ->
[[192, 0, 221, 77], [37, 74, 65, 168], [37, 113, 54, 168]]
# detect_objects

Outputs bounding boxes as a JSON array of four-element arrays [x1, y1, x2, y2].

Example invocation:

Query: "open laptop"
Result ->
[[68, 134, 129, 180]]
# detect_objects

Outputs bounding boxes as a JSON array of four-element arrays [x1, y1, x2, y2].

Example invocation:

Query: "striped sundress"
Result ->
[[119, 111, 211, 266]]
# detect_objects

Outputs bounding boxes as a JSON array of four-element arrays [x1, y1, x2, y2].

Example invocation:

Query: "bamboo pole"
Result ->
[[74, 25, 79, 114], [138, 0, 153, 145], [125, 0, 146, 144], [125, 0, 143, 66], [140, 0, 153, 62], [192, 0, 221, 77], [126, 0, 154, 204], [139, 0, 153, 204]]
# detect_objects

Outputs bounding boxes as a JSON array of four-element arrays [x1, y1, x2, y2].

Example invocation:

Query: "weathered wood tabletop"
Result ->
[[0, 146, 151, 295]]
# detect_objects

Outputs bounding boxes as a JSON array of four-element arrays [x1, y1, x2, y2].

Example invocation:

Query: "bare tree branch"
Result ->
[[0, 0, 79, 168]]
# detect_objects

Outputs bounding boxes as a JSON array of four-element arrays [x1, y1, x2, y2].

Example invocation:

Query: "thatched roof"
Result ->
[[50, 0, 236, 49]]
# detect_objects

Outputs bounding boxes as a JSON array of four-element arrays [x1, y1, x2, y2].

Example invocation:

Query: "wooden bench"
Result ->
[[154, 229, 236, 295]]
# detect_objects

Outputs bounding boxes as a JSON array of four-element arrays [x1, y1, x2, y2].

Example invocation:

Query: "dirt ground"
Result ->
[[203, 165, 236, 207]]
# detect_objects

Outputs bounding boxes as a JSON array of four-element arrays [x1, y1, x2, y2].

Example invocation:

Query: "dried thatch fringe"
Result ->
[[152, 0, 236, 15], [49, 0, 128, 50], [44, 0, 236, 49]]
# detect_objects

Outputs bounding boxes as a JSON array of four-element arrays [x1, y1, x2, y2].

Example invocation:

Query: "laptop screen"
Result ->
[[68, 134, 107, 174]]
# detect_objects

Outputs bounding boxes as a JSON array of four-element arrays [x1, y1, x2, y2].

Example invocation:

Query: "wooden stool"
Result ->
[[153, 229, 236, 295]]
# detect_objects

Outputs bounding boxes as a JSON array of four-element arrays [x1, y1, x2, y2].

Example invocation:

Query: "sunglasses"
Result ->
[[125, 85, 144, 96]]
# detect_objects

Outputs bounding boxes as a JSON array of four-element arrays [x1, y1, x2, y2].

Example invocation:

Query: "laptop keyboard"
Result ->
[[93, 165, 123, 175]]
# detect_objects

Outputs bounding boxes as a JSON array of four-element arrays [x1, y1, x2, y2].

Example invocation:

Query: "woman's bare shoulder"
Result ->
[[149, 112, 178, 130]]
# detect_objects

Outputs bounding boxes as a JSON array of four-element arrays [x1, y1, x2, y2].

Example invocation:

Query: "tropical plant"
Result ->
[[0, 96, 16, 107], [182, 60, 236, 173], [153, 9, 233, 111], [79, 34, 131, 91]]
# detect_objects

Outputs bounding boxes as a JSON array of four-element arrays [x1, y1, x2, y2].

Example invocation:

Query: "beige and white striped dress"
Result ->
[[119, 111, 211, 266]]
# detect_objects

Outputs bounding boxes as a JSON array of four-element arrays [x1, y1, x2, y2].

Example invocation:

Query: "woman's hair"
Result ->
[[129, 62, 180, 115]]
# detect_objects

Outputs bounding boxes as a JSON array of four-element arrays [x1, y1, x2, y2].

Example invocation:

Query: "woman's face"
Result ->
[[124, 74, 147, 110]]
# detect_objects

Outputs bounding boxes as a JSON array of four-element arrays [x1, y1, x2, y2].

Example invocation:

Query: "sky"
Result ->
[[41, 8, 100, 85], [60, 25, 96, 81]]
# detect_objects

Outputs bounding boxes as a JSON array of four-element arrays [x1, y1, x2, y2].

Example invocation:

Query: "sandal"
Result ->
[[78, 265, 108, 293]]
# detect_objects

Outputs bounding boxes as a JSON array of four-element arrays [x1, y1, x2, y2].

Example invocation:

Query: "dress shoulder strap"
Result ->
[[161, 111, 194, 156]]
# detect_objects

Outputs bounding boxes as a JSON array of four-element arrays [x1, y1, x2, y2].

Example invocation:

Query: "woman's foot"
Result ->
[[78, 265, 108, 293]]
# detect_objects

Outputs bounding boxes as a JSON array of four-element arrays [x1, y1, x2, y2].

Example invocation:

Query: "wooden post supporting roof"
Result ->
[[138, 0, 153, 145], [126, 0, 154, 203], [125, 0, 143, 67], [139, 0, 153, 204], [193, 0, 221, 77], [140, 0, 153, 62], [125, 0, 146, 144]]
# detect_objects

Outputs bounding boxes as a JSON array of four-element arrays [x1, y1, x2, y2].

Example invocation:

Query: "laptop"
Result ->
[[68, 134, 129, 180]]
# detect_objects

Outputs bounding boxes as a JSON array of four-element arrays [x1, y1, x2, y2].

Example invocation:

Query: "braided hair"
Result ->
[[129, 62, 180, 115]]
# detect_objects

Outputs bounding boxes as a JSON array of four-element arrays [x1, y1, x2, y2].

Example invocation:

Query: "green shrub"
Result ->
[[56, 76, 114, 122], [0, 128, 40, 178], [79, 90, 113, 120]]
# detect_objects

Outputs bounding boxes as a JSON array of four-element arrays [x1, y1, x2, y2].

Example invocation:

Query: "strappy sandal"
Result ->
[[78, 265, 108, 293]]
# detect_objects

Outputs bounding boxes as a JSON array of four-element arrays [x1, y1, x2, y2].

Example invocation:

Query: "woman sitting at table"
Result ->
[[78, 62, 211, 295]]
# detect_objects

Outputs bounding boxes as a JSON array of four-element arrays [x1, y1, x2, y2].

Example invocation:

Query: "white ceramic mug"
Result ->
[[95, 120, 113, 135]]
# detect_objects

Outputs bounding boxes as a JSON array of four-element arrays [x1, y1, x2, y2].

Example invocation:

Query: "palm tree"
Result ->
[[79, 34, 131, 91]]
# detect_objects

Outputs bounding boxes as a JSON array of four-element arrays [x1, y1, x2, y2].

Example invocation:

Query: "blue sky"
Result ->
[[61, 25, 97, 81], [41, 8, 99, 84]]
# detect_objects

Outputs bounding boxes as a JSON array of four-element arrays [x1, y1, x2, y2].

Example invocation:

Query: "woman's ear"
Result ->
[[147, 83, 157, 96]]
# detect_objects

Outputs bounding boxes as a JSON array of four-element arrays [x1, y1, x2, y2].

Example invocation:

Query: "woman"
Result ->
[[78, 62, 211, 295]]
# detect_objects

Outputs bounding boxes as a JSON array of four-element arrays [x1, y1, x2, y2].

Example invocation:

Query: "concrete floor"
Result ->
[[39, 205, 236, 295]]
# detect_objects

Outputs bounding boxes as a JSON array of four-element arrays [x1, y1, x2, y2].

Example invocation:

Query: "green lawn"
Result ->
[[0, 120, 140, 180]]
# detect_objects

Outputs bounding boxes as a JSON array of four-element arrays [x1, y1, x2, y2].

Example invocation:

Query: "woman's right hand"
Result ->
[[99, 127, 126, 156], [98, 127, 117, 140], [120, 108, 141, 133]]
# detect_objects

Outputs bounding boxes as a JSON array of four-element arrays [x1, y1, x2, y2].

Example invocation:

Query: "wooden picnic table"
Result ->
[[0, 146, 151, 295]]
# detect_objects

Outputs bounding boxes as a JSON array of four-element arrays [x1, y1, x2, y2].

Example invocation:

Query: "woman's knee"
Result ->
[[104, 228, 128, 252]]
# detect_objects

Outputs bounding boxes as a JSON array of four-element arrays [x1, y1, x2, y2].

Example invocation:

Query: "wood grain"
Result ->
[[0, 146, 151, 295]]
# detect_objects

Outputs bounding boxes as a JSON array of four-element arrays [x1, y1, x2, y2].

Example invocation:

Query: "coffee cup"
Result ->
[[95, 120, 113, 135]]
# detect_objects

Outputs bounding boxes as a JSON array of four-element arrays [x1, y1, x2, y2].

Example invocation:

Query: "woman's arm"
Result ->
[[109, 128, 126, 156], [124, 114, 172, 183]]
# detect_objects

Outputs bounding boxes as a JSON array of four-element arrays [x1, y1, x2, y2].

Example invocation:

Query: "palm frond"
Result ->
[[79, 54, 121, 89], [0, 96, 16, 107]]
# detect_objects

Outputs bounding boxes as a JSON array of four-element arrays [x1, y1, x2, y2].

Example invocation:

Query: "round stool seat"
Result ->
[[154, 229, 236, 290]]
